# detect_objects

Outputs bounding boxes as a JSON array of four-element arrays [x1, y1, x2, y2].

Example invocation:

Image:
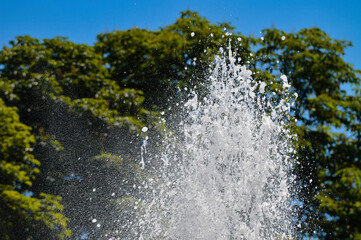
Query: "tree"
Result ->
[[0, 36, 164, 239], [95, 10, 253, 112], [253, 28, 361, 239], [0, 98, 70, 239]]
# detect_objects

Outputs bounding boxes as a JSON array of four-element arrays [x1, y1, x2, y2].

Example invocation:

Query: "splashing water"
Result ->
[[118, 46, 297, 240]]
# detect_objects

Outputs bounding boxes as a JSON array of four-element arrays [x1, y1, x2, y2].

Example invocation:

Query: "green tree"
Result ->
[[95, 10, 253, 112], [0, 36, 164, 238], [253, 28, 361, 239], [0, 98, 70, 239]]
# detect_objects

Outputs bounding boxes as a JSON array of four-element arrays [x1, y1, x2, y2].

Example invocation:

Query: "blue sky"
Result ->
[[1, 0, 360, 71]]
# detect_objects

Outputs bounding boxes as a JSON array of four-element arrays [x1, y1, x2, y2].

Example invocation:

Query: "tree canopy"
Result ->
[[0, 10, 360, 239], [0, 98, 70, 239], [253, 28, 361, 239]]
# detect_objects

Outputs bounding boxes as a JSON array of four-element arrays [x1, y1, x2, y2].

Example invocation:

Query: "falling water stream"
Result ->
[[117, 45, 297, 240]]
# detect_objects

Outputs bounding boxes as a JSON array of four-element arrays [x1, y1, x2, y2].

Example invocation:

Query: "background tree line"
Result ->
[[0, 10, 360, 239]]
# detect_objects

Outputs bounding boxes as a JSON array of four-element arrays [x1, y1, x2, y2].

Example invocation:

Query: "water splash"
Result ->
[[118, 46, 297, 240]]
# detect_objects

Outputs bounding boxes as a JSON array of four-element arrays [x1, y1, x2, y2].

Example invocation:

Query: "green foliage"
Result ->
[[95, 10, 253, 110], [0, 98, 70, 239], [0, 34, 165, 238], [253, 27, 361, 239], [0, 99, 38, 186]]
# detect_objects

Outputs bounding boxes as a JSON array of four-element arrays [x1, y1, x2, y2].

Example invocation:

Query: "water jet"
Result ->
[[116, 44, 297, 240]]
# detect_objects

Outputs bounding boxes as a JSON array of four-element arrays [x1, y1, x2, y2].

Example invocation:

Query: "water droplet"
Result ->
[[281, 36, 286, 40], [191, 32, 195, 37], [142, 127, 148, 132]]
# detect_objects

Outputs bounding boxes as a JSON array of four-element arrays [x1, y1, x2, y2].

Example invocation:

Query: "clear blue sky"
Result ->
[[1, 0, 360, 71]]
